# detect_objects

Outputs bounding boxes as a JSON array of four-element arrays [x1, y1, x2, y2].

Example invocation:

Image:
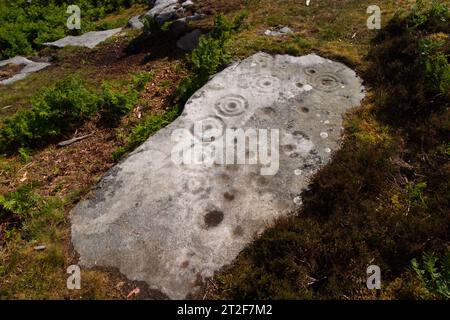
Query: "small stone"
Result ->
[[177, 29, 202, 51], [293, 196, 303, 205], [128, 15, 144, 29], [264, 29, 280, 37], [280, 27, 294, 34], [181, 0, 194, 8], [189, 13, 207, 21], [145, 0, 179, 24], [34, 245, 46, 251], [320, 132, 329, 139], [155, 5, 179, 24], [264, 26, 293, 37]]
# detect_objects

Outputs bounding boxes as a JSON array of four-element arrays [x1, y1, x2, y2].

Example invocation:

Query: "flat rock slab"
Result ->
[[0, 56, 50, 85], [43, 28, 122, 49], [71, 53, 364, 299]]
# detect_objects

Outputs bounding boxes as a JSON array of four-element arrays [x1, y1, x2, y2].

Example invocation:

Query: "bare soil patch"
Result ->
[[0, 64, 24, 81]]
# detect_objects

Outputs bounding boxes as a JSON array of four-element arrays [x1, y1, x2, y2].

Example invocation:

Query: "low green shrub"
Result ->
[[176, 12, 247, 103], [0, 183, 65, 246], [99, 71, 153, 122], [132, 71, 154, 92], [112, 105, 180, 160], [0, 71, 151, 153], [412, 251, 450, 299], [0, 76, 98, 152], [369, 0, 449, 116], [406, 181, 428, 209], [0, 184, 41, 220], [99, 82, 138, 122], [420, 37, 450, 95]]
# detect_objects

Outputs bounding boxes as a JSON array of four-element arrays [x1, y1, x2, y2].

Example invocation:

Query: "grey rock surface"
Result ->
[[71, 53, 365, 299], [146, 0, 202, 25], [43, 28, 122, 49], [170, 13, 206, 37], [280, 26, 294, 34], [181, 0, 194, 8], [129, 15, 144, 29], [179, 12, 206, 23], [176, 29, 202, 51], [264, 26, 294, 37], [145, 0, 179, 24], [0, 56, 50, 85]]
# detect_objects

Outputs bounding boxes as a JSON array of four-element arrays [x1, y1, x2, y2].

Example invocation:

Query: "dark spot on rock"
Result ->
[[262, 106, 275, 114], [218, 173, 231, 182], [192, 91, 205, 99], [301, 106, 309, 113], [181, 261, 189, 268], [290, 152, 300, 158], [296, 82, 304, 88], [321, 78, 334, 86], [282, 144, 295, 152], [224, 192, 235, 201], [204, 210, 224, 228], [293, 131, 309, 139], [228, 102, 237, 109], [257, 176, 269, 186], [233, 226, 244, 237], [296, 95, 304, 103]]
